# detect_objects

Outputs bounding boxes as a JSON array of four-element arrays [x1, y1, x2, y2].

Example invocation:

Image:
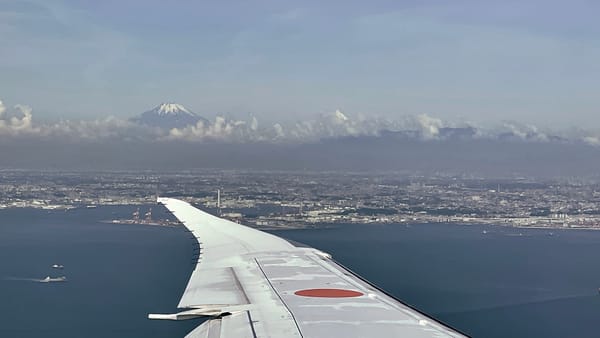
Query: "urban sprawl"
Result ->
[[2, 170, 600, 230]]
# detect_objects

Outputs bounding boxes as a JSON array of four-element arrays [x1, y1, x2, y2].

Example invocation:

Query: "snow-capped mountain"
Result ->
[[132, 103, 209, 129]]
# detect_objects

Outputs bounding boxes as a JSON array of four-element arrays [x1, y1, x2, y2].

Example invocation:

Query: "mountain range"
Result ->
[[127, 103, 577, 145]]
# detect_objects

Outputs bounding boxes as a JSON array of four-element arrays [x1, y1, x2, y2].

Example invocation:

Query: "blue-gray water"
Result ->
[[2, 206, 600, 337]]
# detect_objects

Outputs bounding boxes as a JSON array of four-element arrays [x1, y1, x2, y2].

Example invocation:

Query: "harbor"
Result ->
[[105, 207, 180, 227]]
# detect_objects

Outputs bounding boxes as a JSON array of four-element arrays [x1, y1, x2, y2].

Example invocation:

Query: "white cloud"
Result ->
[[583, 136, 600, 146], [499, 121, 549, 142], [0, 101, 39, 135], [415, 114, 443, 139]]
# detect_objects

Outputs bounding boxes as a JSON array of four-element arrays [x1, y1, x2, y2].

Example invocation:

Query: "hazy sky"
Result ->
[[1, 0, 600, 127]]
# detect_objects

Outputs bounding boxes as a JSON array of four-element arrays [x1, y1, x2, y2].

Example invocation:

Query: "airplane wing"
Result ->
[[150, 197, 469, 338]]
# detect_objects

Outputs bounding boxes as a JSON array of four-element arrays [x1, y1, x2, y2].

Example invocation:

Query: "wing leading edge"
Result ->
[[150, 197, 469, 338]]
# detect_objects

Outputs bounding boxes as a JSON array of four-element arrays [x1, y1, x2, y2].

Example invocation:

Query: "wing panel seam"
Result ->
[[230, 267, 251, 305], [246, 311, 258, 338], [254, 258, 304, 338]]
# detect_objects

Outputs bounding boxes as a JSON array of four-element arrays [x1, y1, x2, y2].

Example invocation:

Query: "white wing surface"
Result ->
[[150, 197, 469, 338]]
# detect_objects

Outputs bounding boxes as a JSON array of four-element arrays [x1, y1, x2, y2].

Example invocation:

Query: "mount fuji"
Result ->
[[132, 103, 209, 129]]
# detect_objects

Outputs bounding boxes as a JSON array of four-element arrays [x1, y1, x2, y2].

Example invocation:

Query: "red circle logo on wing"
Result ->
[[294, 288, 364, 298]]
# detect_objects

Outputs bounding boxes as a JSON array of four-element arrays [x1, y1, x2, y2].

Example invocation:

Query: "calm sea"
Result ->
[[1, 206, 600, 337]]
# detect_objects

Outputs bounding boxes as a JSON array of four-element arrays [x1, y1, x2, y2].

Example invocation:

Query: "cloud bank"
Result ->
[[0, 98, 598, 147]]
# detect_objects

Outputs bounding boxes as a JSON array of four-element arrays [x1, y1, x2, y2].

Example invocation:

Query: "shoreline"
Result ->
[[4, 205, 600, 232]]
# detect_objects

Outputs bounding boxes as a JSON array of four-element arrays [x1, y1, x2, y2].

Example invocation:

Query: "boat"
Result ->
[[51, 264, 64, 269], [40, 276, 67, 283]]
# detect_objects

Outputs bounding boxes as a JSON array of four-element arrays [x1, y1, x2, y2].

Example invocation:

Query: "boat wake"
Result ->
[[4, 276, 45, 282], [4, 276, 67, 283]]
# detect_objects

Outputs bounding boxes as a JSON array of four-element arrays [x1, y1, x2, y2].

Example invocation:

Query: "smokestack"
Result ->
[[217, 189, 221, 210]]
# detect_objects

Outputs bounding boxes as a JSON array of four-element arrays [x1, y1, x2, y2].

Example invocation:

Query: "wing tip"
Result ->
[[157, 196, 180, 206]]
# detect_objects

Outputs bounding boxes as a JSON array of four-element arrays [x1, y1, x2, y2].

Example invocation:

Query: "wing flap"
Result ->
[[184, 313, 256, 338], [178, 267, 249, 308], [184, 319, 221, 338]]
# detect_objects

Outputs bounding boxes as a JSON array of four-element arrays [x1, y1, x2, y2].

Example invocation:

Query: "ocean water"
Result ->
[[2, 206, 600, 337], [0, 206, 199, 337]]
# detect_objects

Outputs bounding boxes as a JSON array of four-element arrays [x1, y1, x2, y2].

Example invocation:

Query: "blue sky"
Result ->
[[1, 0, 600, 127]]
